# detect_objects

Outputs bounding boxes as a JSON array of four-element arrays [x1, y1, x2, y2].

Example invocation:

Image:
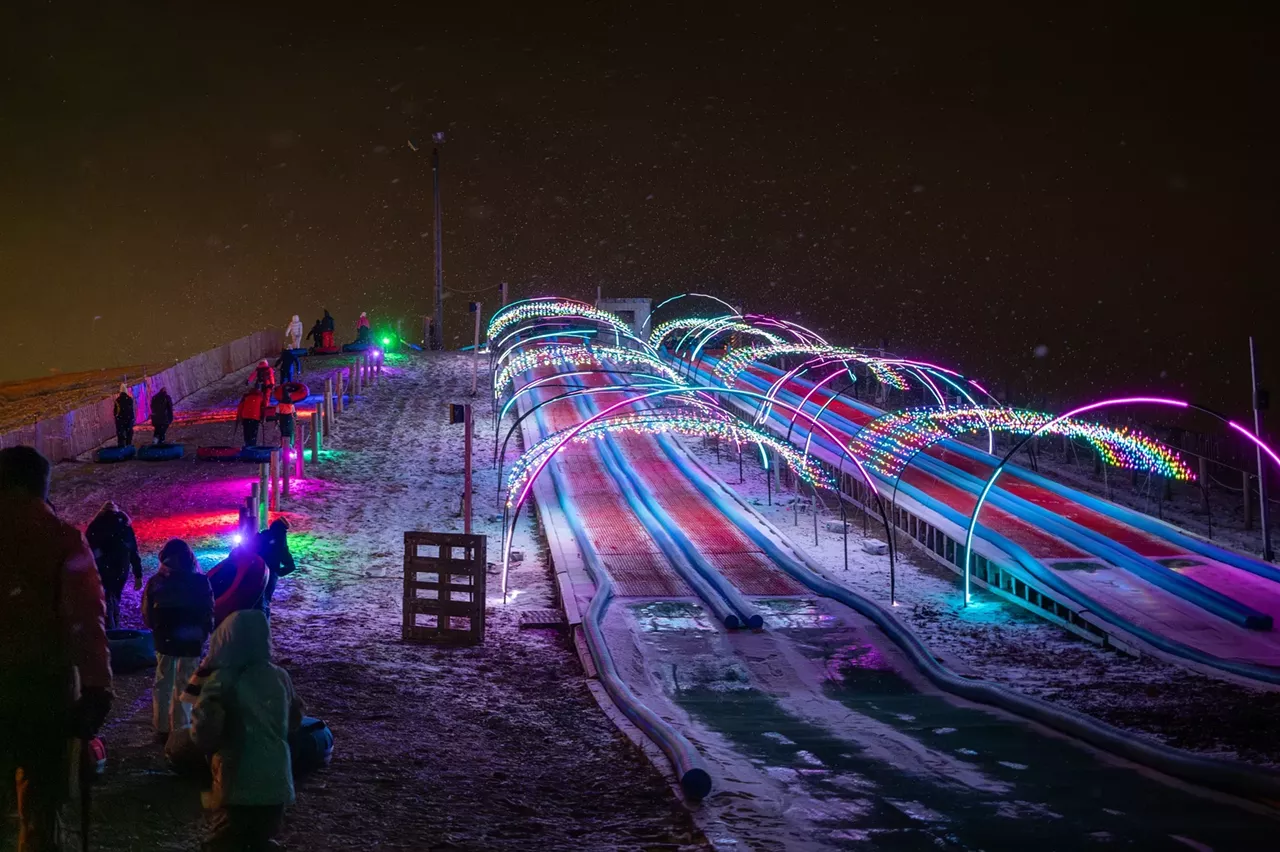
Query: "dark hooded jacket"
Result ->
[[254, 518, 296, 605], [142, 541, 215, 657], [85, 503, 143, 588], [320, 310, 335, 333], [306, 321, 324, 346], [151, 389, 175, 430], [113, 392, 136, 429]]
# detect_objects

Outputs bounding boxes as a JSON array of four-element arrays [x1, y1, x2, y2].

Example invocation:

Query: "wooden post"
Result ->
[[269, 449, 280, 511], [1245, 470, 1254, 530], [259, 462, 270, 529], [376, 356, 383, 384], [248, 487, 259, 532], [335, 371, 344, 416], [323, 378, 334, 434], [310, 408, 322, 464], [464, 404, 473, 534], [347, 366, 357, 405], [281, 436, 291, 498]]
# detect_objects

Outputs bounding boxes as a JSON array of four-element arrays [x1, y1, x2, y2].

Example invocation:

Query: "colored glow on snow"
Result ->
[[506, 408, 837, 506], [849, 407, 1194, 481], [714, 344, 911, 391]]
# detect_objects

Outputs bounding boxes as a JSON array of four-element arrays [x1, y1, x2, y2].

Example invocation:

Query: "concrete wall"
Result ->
[[0, 329, 281, 461]]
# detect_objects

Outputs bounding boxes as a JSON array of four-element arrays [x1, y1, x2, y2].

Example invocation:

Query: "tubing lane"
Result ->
[[684, 358, 1280, 685], [656, 432, 1280, 803], [522, 379, 714, 799]]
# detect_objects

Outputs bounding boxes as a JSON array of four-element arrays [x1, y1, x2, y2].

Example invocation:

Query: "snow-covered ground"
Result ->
[[680, 436, 1280, 768], [48, 352, 705, 852]]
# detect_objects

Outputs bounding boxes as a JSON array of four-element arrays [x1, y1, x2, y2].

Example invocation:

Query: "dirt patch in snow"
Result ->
[[48, 352, 705, 851]]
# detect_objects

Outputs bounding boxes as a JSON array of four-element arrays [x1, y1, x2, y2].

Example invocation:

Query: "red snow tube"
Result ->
[[197, 445, 242, 461], [274, 382, 309, 404], [321, 331, 335, 349], [208, 549, 269, 626], [310, 346, 340, 355]]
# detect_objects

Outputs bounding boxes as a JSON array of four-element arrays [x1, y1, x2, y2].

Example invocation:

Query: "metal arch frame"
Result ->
[[961, 396, 1280, 606], [641, 292, 742, 334]]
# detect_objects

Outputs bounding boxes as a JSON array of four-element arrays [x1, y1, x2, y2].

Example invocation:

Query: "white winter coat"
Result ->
[[285, 316, 304, 350], [190, 610, 301, 807]]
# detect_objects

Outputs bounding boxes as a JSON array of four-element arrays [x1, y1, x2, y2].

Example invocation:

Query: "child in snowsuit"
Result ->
[[248, 360, 275, 394], [143, 539, 214, 737], [284, 315, 303, 351], [151, 387, 175, 443], [190, 610, 302, 851], [114, 383, 136, 447], [237, 392, 267, 448], [85, 500, 144, 629]]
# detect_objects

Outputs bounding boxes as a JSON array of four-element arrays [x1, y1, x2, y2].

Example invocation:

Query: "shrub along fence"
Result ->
[[0, 329, 281, 461]]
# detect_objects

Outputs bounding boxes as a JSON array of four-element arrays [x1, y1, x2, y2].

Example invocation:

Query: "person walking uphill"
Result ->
[[254, 518, 296, 619], [143, 539, 214, 738], [0, 446, 112, 852], [190, 610, 302, 852], [248, 360, 276, 394], [113, 383, 136, 448], [86, 500, 144, 630], [151, 386, 175, 444]]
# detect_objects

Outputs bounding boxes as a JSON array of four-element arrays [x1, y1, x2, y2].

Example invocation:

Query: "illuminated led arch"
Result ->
[[650, 317, 786, 350], [961, 397, 1280, 605], [641, 292, 742, 333], [494, 344, 685, 399], [714, 344, 912, 391], [487, 299, 632, 342]]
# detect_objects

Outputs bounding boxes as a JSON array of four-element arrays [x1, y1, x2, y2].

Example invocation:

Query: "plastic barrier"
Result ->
[[106, 628, 156, 672], [197, 445, 242, 462], [94, 445, 136, 463], [138, 442, 184, 461]]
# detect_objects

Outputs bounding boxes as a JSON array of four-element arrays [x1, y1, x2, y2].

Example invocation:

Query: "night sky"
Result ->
[[1, 3, 1275, 413]]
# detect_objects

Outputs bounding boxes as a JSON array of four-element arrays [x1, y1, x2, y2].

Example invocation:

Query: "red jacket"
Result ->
[[237, 391, 268, 421], [248, 366, 276, 387]]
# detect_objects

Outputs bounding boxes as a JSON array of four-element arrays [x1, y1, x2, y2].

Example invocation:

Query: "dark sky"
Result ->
[[1, 2, 1276, 414]]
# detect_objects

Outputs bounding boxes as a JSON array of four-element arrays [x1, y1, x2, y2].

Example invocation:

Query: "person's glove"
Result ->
[[72, 686, 113, 738], [133, 574, 143, 591]]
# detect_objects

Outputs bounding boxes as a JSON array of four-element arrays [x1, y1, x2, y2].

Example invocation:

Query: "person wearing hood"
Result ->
[[305, 318, 324, 349], [190, 610, 302, 851], [319, 309, 336, 350], [355, 311, 372, 345], [248, 359, 276, 393], [237, 390, 268, 448], [275, 347, 302, 384], [113, 383, 136, 448], [151, 386, 175, 444], [253, 518, 297, 619], [284, 315, 303, 351], [143, 539, 214, 737], [85, 500, 144, 630], [0, 446, 112, 852]]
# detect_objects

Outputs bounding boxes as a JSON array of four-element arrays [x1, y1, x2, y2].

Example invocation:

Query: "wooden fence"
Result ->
[[0, 329, 281, 461]]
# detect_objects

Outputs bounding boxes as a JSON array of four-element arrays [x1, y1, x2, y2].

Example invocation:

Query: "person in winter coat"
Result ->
[[275, 347, 302, 384], [143, 539, 214, 737], [207, 546, 271, 627], [0, 446, 112, 852], [114, 383, 136, 447], [285, 315, 304, 351], [356, 311, 370, 330], [151, 386, 175, 444], [190, 610, 302, 851], [248, 359, 276, 393], [237, 391, 268, 448], [274, 394, 297, 450], [305, 319, 324, 349], [85, 500, 144, 630], [253, 518, 297, 619], [319, 309, 336, 349], [355, 311, 372, 345]]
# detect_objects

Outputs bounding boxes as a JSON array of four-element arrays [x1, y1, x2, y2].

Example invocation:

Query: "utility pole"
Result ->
[[431, 132, 446, 351], [1250, 336, 1273, 560], [469, 302, 482, 396]]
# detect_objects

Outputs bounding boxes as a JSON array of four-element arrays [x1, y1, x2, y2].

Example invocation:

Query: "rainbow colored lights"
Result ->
[[495, 344, 685, 397], [506, 408, 837, 507], [714, 345, 912, 391], [849, 406, 1195, 481], [487, 299, 632, 342], [649, 317, 785, 350]]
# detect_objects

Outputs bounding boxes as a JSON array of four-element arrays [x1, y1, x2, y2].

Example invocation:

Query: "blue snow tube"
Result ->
[[341, 341, 374, 352], [95, 445, 136, 463], [290, 717, 335, 774], [138, 442, 184, 461], [288, 347, 308, 357], [106, 629, 156, 673], [238, 445, 275, 463]]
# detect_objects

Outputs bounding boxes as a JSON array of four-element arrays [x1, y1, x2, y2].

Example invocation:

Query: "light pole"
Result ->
[[431, 132, 445, 350], [1250, 336, 1273, 560]]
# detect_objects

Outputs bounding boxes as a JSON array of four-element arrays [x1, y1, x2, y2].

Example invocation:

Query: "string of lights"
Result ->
[[714, 344, 912, 391], [495, 344, 685, 398], [649, 317, 786, 350], [486, 299, 632, 342]]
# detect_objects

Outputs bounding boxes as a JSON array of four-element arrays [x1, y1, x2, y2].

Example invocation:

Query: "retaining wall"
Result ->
[[0, 329, 281, 461]]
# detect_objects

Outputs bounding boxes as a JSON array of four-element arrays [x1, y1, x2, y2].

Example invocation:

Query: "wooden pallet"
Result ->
[[403, 531, 487, 644]]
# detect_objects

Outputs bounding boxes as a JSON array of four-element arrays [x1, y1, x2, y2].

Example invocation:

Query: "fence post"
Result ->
[[353, 360, 362, 396], [310, 408, 322, 464], [323, 378, 334, 435], [270, 449, 280, 511], [259, 462, 270, 528], [1245, 470, 1254, 530], [335, 371, 344, 416], [281, 436, 291, 498], [248, 487, 259, 533]]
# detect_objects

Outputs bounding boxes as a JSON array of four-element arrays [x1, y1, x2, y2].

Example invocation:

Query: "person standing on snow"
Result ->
[[285, 315, 304, 351], [190, 610, 302, 851], [151, 386, 175, 444], [319, 309, 336, 349], [0, 446, 112, 852], [143, 538, 214, 739], [248, 359, 276, 394], [275, 347, 302, 384], [253, 518, 296, 620], [238, 390, 267, 447], [305, 319, 324, 349], [113, 383, 136, 448], [86, 500, 144, 630], [355, 311, 372, 345]]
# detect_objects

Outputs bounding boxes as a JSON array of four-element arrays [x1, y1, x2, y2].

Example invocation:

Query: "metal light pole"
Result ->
[[431, 132, 446, 351], [1250, 336, 1273, 560]]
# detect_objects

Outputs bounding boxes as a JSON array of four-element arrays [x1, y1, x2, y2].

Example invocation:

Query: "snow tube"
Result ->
[[341, 341, 373, 352], [88, 737, 107, 777], [197, 445, 242, 462], [107, 629, 156, 673], [239, 445, 275, 463], [138, 442, 184, 461], [95, 445, 136, 464], [404, 341, 423, 351], [309, 346, 341, 356], [288, 348, 308, 357], [273, 382, 309, 404], [321, 331, 335, 349], [208, 550, 269, 625], [290, 717, 334, 774]]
